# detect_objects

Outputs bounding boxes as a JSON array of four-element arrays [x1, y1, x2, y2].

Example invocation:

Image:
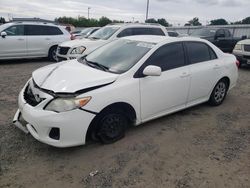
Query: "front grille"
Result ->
[[57, 47, 70, 55], [244, 45, 250, 52], [243, 55, 250, 60], [23, 84, 43, 106]]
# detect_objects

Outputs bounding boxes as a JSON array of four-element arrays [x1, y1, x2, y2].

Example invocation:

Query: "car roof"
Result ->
[[123, 35, 209, 44], [106, 23, 164, 28], [7, 21, 60, 27]]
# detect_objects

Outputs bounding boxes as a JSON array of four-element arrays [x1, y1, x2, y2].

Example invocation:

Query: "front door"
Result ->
[[0, 25, 26, 59], [138, 42, 190, 121]]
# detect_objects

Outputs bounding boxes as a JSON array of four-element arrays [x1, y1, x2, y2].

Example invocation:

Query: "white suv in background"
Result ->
[[56, 23, 168, 61], [0, 22, 71, 61]]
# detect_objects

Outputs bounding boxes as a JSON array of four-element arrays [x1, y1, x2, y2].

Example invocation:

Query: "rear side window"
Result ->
[[185, 42, 217, 64], [143, 43, 185, 72], [25, 25, 63, 35], [4, 25, 24, 36], [117, 27, 165, 37]]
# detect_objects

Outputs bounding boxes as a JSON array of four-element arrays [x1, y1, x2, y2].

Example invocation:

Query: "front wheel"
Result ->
[[97, 111, 128, 144], [209, 79, 228, 106]]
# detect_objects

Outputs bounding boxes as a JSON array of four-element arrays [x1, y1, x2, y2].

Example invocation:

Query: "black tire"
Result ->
[[48, 46, 58, 62], [96, 110, 128, 144], [209, 79, 228, 106]]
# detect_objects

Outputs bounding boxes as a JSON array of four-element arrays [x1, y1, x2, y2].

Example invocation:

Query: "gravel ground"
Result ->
[[0, 59, 250, 188]]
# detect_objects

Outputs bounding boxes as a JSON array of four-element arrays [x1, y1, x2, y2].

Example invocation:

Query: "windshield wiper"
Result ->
[[89, 36, 100, 40], [85, 58, 109, 72]]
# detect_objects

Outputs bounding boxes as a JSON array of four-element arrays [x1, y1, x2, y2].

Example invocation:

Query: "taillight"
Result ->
[[235, 60, 240, 68], [70, 34, 75, 40]]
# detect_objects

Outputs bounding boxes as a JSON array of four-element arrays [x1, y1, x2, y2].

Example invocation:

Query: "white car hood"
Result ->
[[237, 39, 250, 45], [32, 60, 118, 94], [60, 38, 108, 48]]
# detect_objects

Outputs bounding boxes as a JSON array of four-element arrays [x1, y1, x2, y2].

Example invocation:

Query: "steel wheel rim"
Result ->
[[101, 115, 123, 138], [214, 82, 226, 103]]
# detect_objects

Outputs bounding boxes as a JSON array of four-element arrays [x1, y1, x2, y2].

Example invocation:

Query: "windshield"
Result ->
[[80, 28, 93, 35], [190, 28, 216, 37], [0, 23, 12, 31], [88, 26, 119, 40], [79, 39, 155, 74]]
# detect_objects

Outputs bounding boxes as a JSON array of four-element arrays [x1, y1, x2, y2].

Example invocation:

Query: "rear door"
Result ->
[[138, 42, 191, 121], [0, 25, 26, 58], [25, 25, 63, 57], [184, 41, 221, 106]]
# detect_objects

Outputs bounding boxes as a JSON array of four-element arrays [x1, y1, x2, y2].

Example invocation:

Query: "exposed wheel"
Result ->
[[48, 46, 58, 62], [209, 79, 228, 106], [97, 111, 128, 144]]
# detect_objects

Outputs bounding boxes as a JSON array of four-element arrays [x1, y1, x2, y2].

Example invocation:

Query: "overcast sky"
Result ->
[[0, 0, 249, 25]]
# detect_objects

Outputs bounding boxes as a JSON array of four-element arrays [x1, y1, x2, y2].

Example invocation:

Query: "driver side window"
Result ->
[[134, 42, 185, 77], [4, 25, 24, 36]]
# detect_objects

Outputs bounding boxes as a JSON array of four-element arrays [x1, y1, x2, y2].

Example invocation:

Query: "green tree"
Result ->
[[145, 18, 158, 23], [0, 17, 6, 24], [157, 18, 169, 27], [210, 18, 228, 25], [99, 16, 112, 27], [188, 17, 202, 26], [242, 17, 250, 24]]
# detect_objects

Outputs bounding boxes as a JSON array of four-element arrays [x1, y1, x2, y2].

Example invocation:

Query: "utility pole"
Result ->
[[146, 0, 149, 21], [88, 7, 91, 19]]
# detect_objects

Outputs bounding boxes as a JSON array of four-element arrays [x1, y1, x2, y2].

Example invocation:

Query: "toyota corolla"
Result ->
[[13, 36, 238, 147]]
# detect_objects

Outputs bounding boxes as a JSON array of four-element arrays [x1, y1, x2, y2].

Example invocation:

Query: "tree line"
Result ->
[[56, 16, 250, 27], [1, 16, 250, 27]]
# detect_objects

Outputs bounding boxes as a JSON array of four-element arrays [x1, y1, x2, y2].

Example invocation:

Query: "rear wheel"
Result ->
[[97, 111, 128, 144], [48, 46, 58, 62], [209, 79, 228, 106]]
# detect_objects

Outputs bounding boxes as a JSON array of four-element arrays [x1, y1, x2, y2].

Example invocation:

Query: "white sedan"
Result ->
[[13, 36, 238, 147]]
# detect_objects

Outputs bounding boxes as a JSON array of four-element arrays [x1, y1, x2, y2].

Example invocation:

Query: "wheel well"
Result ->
[[221, 76, 230, 89], [48, 45, 58, 55], [86, 102, 137, 142]]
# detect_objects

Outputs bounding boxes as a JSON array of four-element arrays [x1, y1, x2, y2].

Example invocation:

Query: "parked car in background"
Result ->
[[71, 30, 81, 36], [0, 22, 71, 61], [233, 39, 250, 67], [74, 27, 100, 39], [190, 28, 244, 53], [167, 31, 188, 37], [56, 23, 168, 61], [13, 36, 238, 147]]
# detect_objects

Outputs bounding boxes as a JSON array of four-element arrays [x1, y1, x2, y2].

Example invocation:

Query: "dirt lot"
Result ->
[[0, 59, 249, 188]]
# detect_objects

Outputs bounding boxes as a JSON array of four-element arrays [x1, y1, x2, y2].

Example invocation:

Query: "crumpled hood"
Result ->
[[32, 60, 118, 93]]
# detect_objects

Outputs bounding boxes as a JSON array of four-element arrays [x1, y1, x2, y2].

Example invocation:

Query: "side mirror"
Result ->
[[143, 65, 162, 76], [1, 31, 7, 38]]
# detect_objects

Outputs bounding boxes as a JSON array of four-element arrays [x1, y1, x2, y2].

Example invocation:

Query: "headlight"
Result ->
[[71, 46, 86, 54], [234, 44, 242, 51], [45, 96, 91, 112]]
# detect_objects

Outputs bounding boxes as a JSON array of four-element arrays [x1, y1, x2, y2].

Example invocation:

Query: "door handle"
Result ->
[[45, 38, 51, 40], [17, 38, 24, 41], [180, 72, 190, 78]]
